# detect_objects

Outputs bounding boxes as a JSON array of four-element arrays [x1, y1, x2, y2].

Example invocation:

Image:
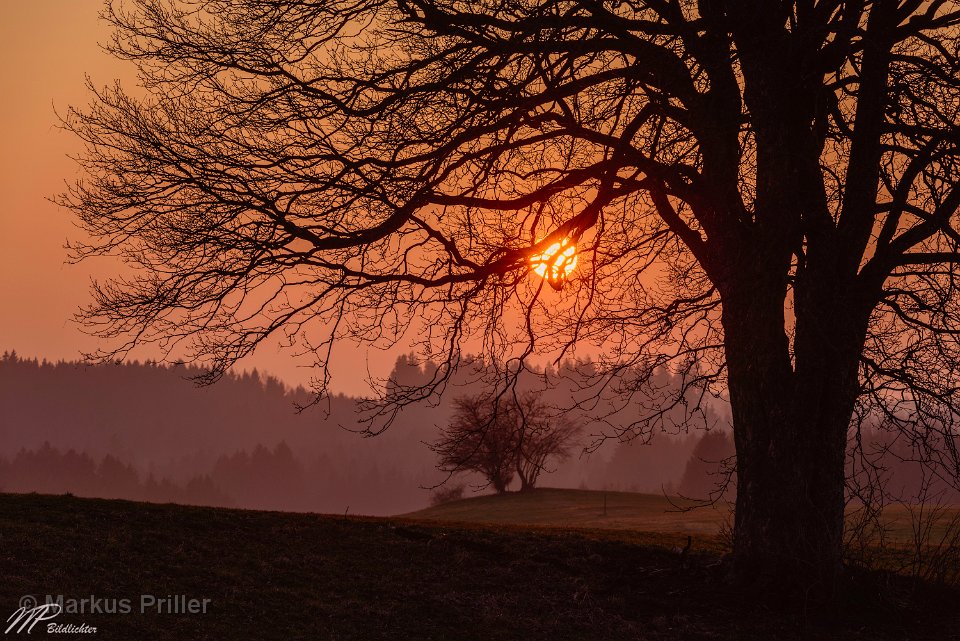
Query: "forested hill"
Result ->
[[3, 352, 951, 514], [0, 352, 449, 514], [1, 352, 353, 463], [0, 351, 721, 514]]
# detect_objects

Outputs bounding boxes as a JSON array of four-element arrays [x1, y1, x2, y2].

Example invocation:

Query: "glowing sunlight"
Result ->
[[530, 238, 578, 290]]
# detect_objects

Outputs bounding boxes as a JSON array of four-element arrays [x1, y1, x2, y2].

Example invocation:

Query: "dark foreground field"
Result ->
[[1, 493, 957, 640]]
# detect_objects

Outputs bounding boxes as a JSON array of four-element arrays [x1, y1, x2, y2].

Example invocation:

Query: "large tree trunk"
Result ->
[[714, 24, 878, 589], [722, 271, 870, 593]]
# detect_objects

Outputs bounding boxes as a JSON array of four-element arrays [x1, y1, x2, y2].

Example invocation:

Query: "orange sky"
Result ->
[[0, 2, 393, 395], [0, 3, 588, 397], [0, 3, 114, 361]]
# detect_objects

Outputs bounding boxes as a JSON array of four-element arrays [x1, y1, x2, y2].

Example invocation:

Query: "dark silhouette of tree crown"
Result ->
[[61, 0, 960, 587]]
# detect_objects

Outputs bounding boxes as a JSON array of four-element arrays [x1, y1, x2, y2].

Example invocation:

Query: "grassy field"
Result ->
[[1, 492, 958, 640], [405, 488, 729, 536], [408, 487, 960, 547]]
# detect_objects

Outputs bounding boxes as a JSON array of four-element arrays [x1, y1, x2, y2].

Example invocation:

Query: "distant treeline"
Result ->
[[2, 351, 951, 513], [0, 440, 415, 513], [1, 351, 444, 514], [0, 443, 230, 506], [1, 351, 728, 513]]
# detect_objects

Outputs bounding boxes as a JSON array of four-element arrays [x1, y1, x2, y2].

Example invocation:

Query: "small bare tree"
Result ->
[[511, 393, 581, 492], [434, 395, 519, 494], [434, 392, 579, 493]]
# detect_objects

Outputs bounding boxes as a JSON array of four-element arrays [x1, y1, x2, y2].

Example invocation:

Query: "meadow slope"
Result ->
[[404, 488, 729, 535]]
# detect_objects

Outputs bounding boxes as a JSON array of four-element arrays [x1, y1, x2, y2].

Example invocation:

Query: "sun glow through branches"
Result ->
[[530, 238, 578, 290]]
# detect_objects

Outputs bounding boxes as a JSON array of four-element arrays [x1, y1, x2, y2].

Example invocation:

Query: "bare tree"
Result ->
[[509, 393, 581, 491], [433, 392, 579, 493], [61, 0, 960, 591], [433, 395, 520, 494]]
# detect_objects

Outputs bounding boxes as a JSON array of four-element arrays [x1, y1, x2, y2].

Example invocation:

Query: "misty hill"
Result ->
[[0, 351, 406, 468], [0, 352, 448, 514], [2, 351, 951, 515], [1, 351, 729, 515]]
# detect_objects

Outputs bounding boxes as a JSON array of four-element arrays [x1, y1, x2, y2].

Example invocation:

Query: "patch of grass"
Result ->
[[408, 487, 960, 557], [405, 487, 729, 530], [864, 503, 960, 544], [1, 492, 957, 640]]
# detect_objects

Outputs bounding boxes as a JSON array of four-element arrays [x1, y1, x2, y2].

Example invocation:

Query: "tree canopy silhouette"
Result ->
[[62, 0, 960, 591]]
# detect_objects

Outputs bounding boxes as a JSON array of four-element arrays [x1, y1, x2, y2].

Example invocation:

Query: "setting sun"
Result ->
[[530, 238, 578, 289]]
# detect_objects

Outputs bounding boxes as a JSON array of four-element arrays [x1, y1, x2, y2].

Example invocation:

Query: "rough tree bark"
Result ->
[[724, 276, 871, 588]]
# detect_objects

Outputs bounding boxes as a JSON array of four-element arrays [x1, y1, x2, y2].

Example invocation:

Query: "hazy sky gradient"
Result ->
[[0, 2, 404, 395], [1, 2, 590, 397], [1, 3, 115, 367]]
